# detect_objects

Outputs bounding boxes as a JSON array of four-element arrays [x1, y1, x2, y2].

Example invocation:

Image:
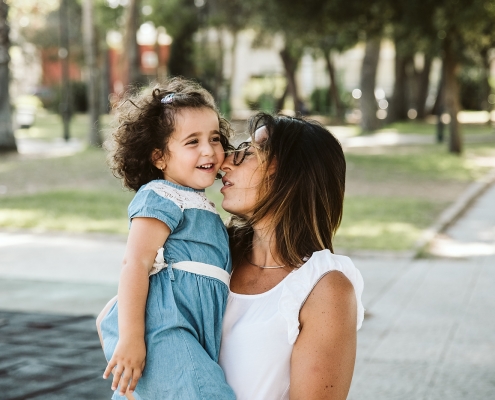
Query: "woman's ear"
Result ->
[[267, 156, 277, 175], [152, 149, 166, 171]]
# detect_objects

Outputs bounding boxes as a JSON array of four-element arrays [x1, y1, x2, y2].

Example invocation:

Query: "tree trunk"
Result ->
[[279, 46, 304, 114], [59, 0, 71, 140], [276, 84, 289, 112], [415, 55, 432, 119], [168, 19, 198, 78], [100, 46, 110, 114], [387, 51, 410, 123], [323, 50, 344, 121], [360, 36, 381, 132], [228, 29, 238, 115], [0, 0, 16, 152], [443, 38, 462, 154], [82, 0, 101, 146], [480, 48, 492, 118], [124, 0, 141, 87]]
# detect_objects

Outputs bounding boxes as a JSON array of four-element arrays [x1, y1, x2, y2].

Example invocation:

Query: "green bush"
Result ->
[[41, 80, 88, 114], [310, 87, 331, 114]]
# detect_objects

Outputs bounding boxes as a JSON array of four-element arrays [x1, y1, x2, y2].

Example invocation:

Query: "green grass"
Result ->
[[15, 111, 111, 142], [381, 120, 494, 136], [345, 144, 489, 182], [2, 111, 495, 251], [334, 196, 446, 251], [0, 189, 133, 234]]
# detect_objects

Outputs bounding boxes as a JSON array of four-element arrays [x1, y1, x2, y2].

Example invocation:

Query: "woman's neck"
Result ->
[[250, 220, 282, 268]]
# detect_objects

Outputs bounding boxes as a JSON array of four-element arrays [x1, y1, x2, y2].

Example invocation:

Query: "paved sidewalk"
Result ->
[[0, 185, 494, 398], [349, 185, 495, 399]]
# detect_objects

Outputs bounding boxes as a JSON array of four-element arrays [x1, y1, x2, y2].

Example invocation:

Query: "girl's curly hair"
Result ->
[[105, 77, 233, 192]]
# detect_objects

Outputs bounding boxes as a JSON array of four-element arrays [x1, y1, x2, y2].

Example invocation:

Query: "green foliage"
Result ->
[[242, 75, 285, 112], [310, 88, 331, 115], [40, 81, 88, 114], [459, 66, 486, 111]]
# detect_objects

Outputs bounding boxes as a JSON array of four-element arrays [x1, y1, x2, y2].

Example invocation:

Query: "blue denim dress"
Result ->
[[100, 180, 235, 400]]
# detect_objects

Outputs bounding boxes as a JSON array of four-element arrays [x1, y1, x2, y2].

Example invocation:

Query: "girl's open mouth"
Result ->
[[196, 163, 215, 172]]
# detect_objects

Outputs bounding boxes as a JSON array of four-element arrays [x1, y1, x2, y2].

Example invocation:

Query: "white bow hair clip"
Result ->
[[161, 93, 175, 104]]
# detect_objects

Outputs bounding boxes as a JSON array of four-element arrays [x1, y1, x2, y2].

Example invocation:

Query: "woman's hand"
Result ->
[[103, 336, 146, 396]]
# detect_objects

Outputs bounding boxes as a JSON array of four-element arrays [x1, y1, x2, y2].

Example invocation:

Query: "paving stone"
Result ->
[[0, 312, 109, 399], [29, 376, 112, 400]]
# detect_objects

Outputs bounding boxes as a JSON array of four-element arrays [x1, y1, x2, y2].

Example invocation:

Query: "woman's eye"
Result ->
[[244, 151, 254, 157], [211, 136, 221, 142]]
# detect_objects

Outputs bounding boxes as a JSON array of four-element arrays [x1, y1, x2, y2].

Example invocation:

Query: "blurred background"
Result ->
[[1, 0, 495, 398], [0, 0, 494, 252]]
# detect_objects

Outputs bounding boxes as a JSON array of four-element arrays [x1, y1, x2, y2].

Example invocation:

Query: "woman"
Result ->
[[218, 113, 364, 399]]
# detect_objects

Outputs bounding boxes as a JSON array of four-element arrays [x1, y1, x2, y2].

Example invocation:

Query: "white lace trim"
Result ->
[[143, 181, 218, 214], [278, 250, 365, 345]]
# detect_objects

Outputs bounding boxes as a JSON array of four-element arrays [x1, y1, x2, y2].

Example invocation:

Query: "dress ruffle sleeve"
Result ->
[[278, 250, 365, 345]]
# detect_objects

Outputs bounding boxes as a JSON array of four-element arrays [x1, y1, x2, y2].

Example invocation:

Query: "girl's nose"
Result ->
[[201, 142, 215, 156]]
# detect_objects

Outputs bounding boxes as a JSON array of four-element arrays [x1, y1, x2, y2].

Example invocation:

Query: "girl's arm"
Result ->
[[290, 271, 357, 400], [103, 217, 171, 396]]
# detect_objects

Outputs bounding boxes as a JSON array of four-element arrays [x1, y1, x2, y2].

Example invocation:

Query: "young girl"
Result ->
[[97, 78, 236, 400]]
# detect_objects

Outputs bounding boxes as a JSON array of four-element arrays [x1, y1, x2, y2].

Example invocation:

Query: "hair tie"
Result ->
[[161, 93, 175, 104]]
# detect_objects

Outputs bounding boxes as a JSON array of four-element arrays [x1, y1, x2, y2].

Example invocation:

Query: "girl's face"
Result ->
[[220, 127, 269, 217], [155, 108, 224, 190]]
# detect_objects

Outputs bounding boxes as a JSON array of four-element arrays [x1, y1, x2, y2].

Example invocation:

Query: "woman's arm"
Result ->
[[290, 271, 357, 400], [103, 217, 170, 396]]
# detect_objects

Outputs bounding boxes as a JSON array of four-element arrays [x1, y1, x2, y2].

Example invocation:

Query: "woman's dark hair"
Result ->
[[228, 113, 346, 268], [106, 77, 233, 191]]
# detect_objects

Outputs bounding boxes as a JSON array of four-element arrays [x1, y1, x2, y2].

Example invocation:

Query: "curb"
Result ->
[[412, 168, 495, 258]]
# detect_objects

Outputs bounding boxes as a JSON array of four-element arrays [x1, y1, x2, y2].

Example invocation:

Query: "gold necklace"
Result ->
[[245, 255, 285, 269]]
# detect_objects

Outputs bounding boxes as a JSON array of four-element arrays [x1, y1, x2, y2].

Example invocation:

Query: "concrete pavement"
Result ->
[[348, 185, 495, 399], [0, 185, 494, 398]]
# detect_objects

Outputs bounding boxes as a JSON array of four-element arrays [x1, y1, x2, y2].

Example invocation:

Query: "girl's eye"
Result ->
[[186, 139, 199, 145]]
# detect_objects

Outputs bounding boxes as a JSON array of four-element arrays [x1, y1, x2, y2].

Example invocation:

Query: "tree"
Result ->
[[82, 0, 102, 146], [124, 0, 141, 86], [432, 0, 495, 153], [149, 0, 199, 78], [0, 0, 16, 152]]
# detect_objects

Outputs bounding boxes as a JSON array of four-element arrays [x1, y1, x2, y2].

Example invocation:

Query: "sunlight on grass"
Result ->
[[346, 145, 490, 182], [334, 196, 447, 251], [15, 111, 112, 142], [381, 120, 494, 135], [0, 190, 133, 234]]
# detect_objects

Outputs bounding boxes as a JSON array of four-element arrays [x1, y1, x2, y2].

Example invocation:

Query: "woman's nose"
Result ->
[[220, 153, 234, 171]]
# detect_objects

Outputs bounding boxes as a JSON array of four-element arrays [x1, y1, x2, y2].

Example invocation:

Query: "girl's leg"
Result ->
[[96, 295, 118, 350]]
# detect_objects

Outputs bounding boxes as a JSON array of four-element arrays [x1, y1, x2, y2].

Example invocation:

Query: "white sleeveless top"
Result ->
[[219, 250, 364, 400]]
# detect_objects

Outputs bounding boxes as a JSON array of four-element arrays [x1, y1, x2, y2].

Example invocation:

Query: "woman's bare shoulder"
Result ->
[[299, 270, 357, 329]]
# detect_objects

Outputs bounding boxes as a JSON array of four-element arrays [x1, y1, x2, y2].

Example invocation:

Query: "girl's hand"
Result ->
[[103, 337, 146, 396]]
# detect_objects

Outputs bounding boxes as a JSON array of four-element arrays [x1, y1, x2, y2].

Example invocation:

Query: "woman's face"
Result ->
[[220, 127, 269, 218]]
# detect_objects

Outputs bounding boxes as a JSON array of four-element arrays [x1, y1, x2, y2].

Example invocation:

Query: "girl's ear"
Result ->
[[152, 149, 166, 171]]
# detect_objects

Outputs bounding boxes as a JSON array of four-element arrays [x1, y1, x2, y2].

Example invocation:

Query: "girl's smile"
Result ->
[[155, 107, 224, 190]]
